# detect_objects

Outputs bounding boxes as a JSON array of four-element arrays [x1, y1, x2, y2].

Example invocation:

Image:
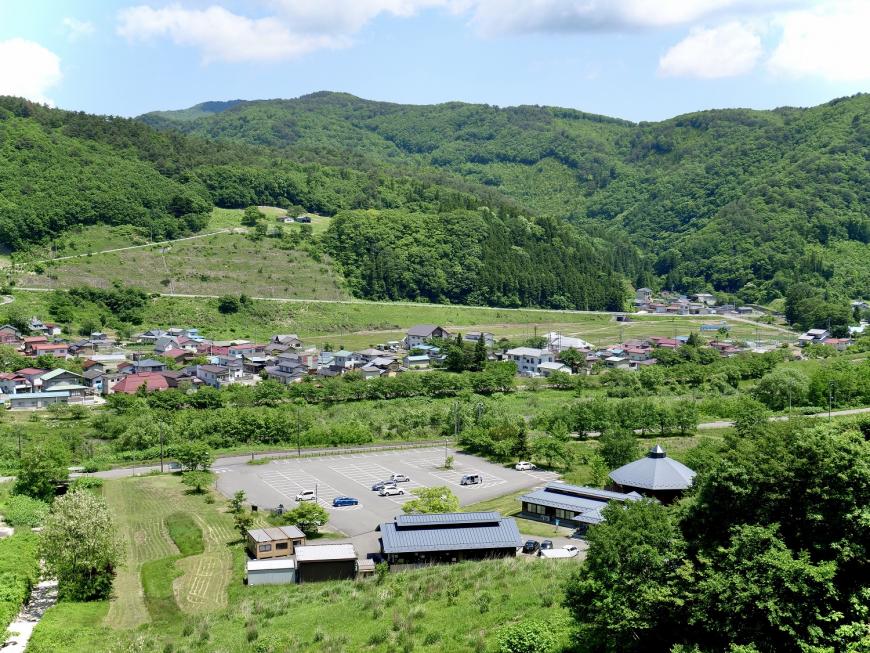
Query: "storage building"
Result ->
[[246, 558, 296, 586], [294, 544, 358, 583]]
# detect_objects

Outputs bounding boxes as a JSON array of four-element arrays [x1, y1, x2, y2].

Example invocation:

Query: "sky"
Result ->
[[0, 0, 868, 122]]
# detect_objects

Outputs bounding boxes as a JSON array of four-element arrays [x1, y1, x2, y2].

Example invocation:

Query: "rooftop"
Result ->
[[380, 512, 522, 554], [406, 324, 444, 337], [505, 347, 548, 357], [609, 445, 696, 491], [294, 544, 357, 562], [247, 526, 305, 542], [520, 483, 642, 525]]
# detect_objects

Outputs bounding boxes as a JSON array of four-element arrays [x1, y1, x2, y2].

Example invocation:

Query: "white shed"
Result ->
[[246, 558, 296, 586]]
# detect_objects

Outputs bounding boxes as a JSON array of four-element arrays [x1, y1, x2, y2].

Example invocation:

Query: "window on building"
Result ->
[[258, 544, 272, 552], [276, 542, 288, 550]]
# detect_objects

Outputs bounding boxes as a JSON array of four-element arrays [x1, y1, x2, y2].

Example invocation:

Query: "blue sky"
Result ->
[[1, 1, 868, 121]]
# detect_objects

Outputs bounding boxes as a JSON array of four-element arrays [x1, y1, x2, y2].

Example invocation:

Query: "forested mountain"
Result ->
[[0, 96, 643, 311], [142, 92, 870, 301]]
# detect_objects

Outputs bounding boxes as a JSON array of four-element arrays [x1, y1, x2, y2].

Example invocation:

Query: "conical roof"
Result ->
[[608, 445, 696, 491]]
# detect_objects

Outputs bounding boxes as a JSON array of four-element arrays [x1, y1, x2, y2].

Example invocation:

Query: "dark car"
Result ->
[[332, 496, 359, 507], [371, 480, 397, 492], [540, 540, 554, 551], [522, 540, 540, 554]]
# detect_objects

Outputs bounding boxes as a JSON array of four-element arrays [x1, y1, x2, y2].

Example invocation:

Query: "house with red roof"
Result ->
[[23, 336, 48, 355], [32, 342, 69, 358], [111, 373, 170, 394]]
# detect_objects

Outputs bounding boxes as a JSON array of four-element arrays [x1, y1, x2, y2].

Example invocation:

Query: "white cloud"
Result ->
[[117, 4, 349, 63], [268, 0, 453, 35], [768, 1, 870, 81], [658, 22, 762, 78], [465, 0, 792, 36], [63, 17, 95, 41], [0, 38, 62, 104]]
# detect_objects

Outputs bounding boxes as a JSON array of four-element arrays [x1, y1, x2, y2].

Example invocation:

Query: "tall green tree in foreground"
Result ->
[[565, 418, 870, 652], [14, 436, 69, 502], [41, 490, 124, 601]]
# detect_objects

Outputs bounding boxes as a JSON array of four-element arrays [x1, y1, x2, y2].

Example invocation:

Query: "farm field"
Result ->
[[5, 287, 792, 345]]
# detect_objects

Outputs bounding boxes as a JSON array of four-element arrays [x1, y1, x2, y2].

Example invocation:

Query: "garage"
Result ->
[[246, 558, 296, 586]]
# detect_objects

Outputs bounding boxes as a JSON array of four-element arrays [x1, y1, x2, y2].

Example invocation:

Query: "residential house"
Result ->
[[15, 368, 46, 392], [120, 359, 167, 374], [649, 336, 681, 350], [32, 343, 69, 359], [40, 369, 84, 391], [195, 364, 250, 388], [360, 357, 403, 379], [0, 373, 29, 395], [624, 345, 652, 362], [22, 336, 48, 355], [693, 293, 716, 306], [537, 361, 572, 377], [545, 332, 592, 352], [798, 329, 830, 346], [503, 347, 555, 375], [7, 391, 70, 410], [0, 325, 22, 346], [404, 325, 451, 349], [82, 368, 107, 394], [822, 337, 850, 351], [464, 332, 495, 348], [228, 342, 266, 358], [111, 373, 170, 394], [162, 348, 193, 365], [29, 317, 61, 337], [635, 287, 653, 304], [242, 355, 271, 374], [356, 348, 389, 363], [137, 329, 167, 344], [265, 353, 308, 384], [270, 334, 303, 349]]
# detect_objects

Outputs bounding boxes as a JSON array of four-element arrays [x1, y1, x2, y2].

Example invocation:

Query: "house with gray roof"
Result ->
[[519, 482, 642, 534], [608, 444, 696, 503], [404, 325, 452, 349], [378, 512, 521, 566]]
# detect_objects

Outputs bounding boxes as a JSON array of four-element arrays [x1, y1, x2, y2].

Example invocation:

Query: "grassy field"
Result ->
[[101, 475, 234, 630], [3, 286, 791, 345], [21, 229, 350, 301]]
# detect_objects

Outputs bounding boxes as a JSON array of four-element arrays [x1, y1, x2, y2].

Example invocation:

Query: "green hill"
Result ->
[[1, 96, 643, 312], [141, 92, 870, 302]]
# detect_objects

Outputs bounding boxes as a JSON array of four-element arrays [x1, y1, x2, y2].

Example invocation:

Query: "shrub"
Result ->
[[496, 620, 558, 653], [2, 494, 49, 527]]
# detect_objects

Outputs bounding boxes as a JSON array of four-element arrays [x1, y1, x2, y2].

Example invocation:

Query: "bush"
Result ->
[[496, 620, 558, 653], [0, 533, 40, 630], [2, 494, 49, 527]]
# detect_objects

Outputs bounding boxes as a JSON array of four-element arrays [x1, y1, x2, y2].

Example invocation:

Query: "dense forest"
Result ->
[[142, 92, 870, 302]]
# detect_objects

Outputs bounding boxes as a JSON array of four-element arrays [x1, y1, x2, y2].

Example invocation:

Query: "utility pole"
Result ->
[[828, 381, 834, 419], [159, 423, 165, 473]]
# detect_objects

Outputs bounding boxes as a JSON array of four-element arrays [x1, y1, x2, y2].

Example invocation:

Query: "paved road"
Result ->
[[697, 406, 870, 430]]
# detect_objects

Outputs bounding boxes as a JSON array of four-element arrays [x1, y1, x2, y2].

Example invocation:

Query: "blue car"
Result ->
[[371, 480, 396, 492], [332, 496, 359, 507]]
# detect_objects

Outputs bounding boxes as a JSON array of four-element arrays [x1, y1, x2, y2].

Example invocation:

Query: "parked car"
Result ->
[[389, 473, 410, 482], [563, 545, 579, 556], [540, 540, 554, 551], [460, 474, 482, 485], [379, 486, 405, 497], [295, 490, 316, 502], [515, 461, 536, 471], [371, 480, 397, 491], [522, 540, 540, 554], [332, 496, 359, 507]]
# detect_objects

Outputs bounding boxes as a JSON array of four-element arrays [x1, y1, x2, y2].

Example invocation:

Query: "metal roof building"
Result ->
[[379, 512, 521, 566], [519, 482, 642, 533], [294, 544, 358, 583], [608, 445, 696, 502]]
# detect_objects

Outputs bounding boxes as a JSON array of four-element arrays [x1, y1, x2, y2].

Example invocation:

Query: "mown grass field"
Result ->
[[101, 475, 234, 630]]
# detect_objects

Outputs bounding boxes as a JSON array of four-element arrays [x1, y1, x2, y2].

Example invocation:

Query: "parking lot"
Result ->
[[214, 447, 558, 536]]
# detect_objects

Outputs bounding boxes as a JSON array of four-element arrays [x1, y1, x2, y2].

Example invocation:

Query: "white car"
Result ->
[[563, 545, 579, 556], [295, 490, 317, 502], [515, 461, 536, 471], [379, 486, 405, 497], [390, 473, 410, 482]]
